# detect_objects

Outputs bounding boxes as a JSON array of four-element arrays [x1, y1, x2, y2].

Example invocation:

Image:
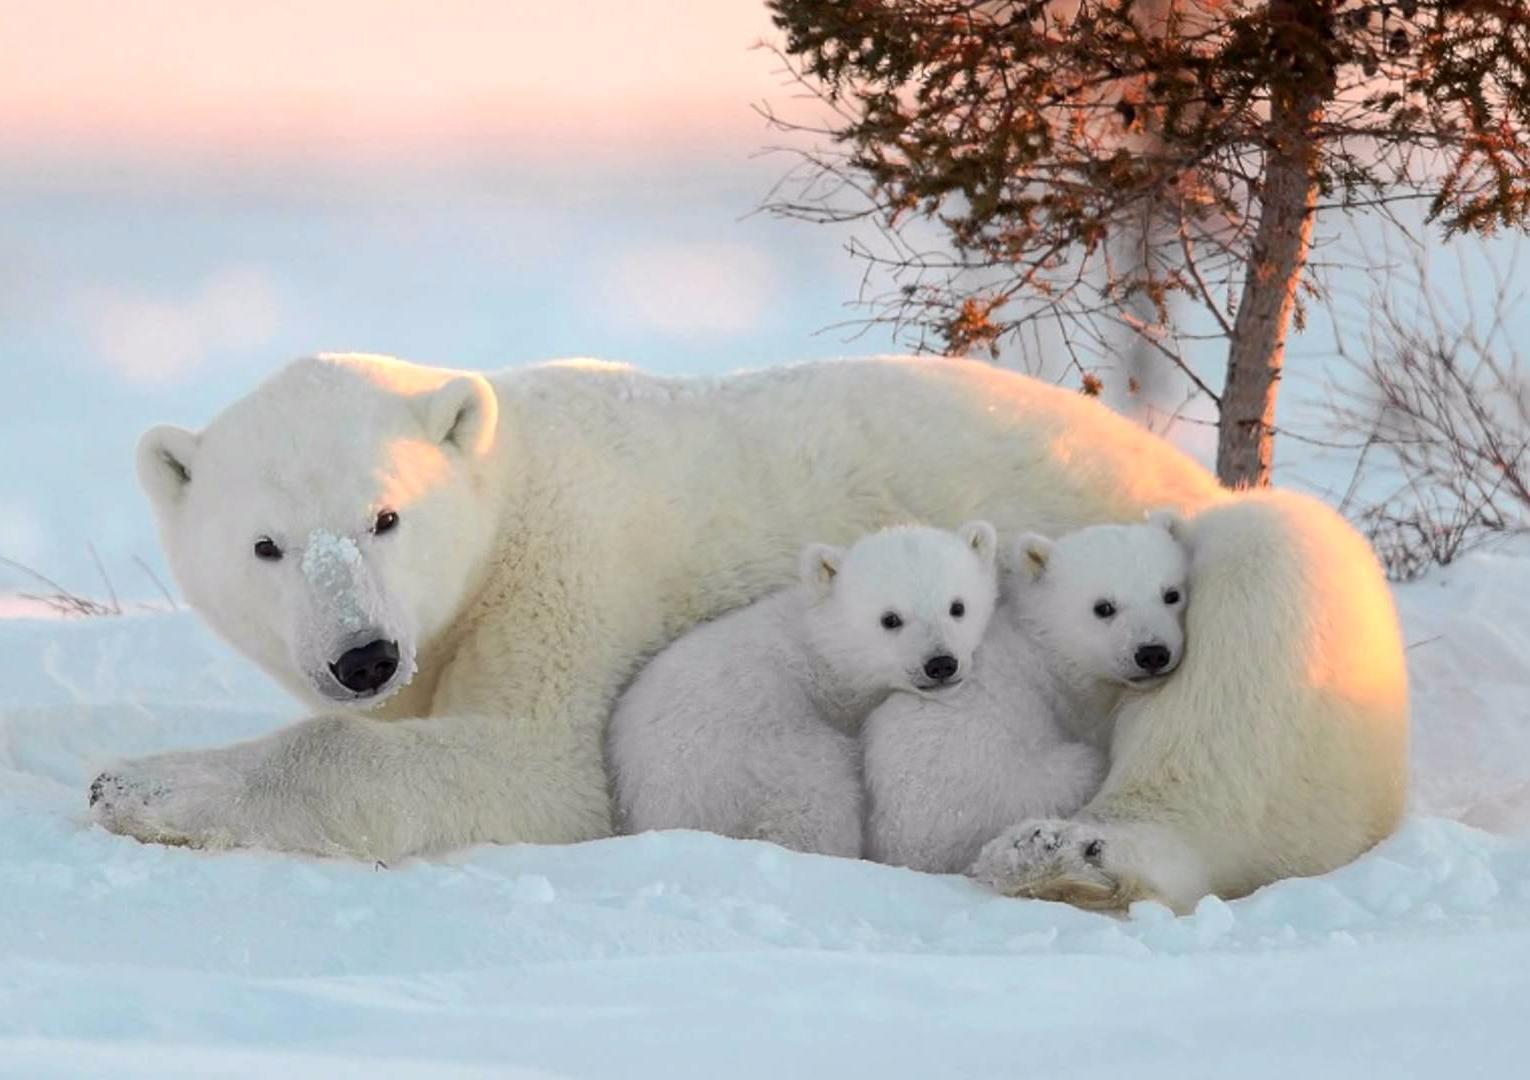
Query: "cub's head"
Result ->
[[801, 521, 999, 696], [1012, 511, 1191, 689], [136, 354, 505, 709]]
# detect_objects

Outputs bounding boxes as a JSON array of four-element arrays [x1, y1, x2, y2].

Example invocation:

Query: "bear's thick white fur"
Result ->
[[609, 522, 998, 856], [864, 518, 1191, 874], [98, 353, 1408, 914], [971, 491, 1409, 911]]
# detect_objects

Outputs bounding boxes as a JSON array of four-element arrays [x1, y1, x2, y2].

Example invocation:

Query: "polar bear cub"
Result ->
[[608, 522, 1000, 857], [863, 514, 1191, 874]]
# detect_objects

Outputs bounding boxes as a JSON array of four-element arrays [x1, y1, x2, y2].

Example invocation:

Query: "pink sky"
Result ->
[[0, 1, 788, 161]]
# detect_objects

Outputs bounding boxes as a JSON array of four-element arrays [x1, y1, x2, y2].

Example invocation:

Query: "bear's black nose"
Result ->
[[331, 639, 400, 694], [1134, 643, 1171, 673], [923, 654, 959, 682]]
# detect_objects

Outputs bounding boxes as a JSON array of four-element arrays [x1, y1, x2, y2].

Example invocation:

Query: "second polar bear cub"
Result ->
[[608, 522, 1000, 857], [863, 514, 1191, 874]]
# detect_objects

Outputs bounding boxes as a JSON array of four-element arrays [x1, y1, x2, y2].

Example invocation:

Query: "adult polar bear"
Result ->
[[98, 352, 1408, 913]]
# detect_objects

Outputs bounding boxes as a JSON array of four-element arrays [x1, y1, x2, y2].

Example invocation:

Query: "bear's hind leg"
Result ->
[[972, 490, 1408, 914], [969, 818, 1210, 913]]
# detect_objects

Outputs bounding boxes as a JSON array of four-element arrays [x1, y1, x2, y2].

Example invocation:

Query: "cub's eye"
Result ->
[[1092, 600, 1116, 619], [1163, 588, 1182, 605], [373, 509, 400, 535], [253, 537, 283, 562], [880, 611, 904, 631], [950, 600, 965, 618]]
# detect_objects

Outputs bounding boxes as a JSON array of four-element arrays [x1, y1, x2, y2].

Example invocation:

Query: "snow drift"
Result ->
[[1, 544, 1528, 1077]]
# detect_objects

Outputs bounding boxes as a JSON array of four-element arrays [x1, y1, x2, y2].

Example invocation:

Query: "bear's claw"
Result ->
[[970, 819, 1122, 908], [89, 771, 171, 811], [86, 753, 238, 849]]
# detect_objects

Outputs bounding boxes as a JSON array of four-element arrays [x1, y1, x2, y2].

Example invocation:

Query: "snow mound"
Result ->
[[2, 546, 1529, 1076], [1394, 542, 1530, 832]]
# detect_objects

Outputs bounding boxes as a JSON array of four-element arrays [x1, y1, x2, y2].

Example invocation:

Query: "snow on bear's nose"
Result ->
[[300, 529, 372, 635], [294, 527, 419, 703]]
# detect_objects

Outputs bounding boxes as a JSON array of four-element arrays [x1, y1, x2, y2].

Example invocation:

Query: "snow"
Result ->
[[3, 544, 1530, 1077]]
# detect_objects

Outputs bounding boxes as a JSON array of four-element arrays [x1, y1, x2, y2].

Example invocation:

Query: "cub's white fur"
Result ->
[[608, 523, 998, 856], [864, 517, 1190, 873], [101, 354, 1407, 915]]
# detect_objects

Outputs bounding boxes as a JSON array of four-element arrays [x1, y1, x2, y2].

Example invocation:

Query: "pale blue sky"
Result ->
[[1, 2, 1523, 599]]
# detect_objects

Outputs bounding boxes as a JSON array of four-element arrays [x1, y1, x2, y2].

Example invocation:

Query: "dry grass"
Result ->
[[1330, 254, 1529, 581], [0, 549, 176, 617]]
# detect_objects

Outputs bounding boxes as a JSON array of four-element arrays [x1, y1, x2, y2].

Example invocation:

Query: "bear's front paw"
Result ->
[[968, 819, 1123, 910], [88, 750, 250, 849], [89, 771, 171, 811]]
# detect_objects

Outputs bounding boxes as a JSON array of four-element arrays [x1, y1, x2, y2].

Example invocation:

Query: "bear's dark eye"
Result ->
[[253, 537, 283, 562], [880, 611, 904, 631], [950, 600, 965, 618], [1163, 588, 1182, 605], [1092, 600, 1116, 619], [373, 509, 400, 536]]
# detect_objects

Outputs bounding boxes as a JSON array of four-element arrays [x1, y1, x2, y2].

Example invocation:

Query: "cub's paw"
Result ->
[[968, 819, 1123, 910], [88, 751, 246, 848]]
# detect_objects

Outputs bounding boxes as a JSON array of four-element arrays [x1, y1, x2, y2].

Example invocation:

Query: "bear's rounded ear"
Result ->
[[136, 425, 199, 512], [1146, 508, 1190, 544], [799, 542, 844, 598], [419, 374, 498, 457], [1012, 532, 1054, 583], [958, 520, 998, 569]]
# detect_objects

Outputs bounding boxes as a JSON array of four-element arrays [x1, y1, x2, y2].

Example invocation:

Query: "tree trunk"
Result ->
[[1218, 1, 1329, 489], [1109, 0, 1173, 427]]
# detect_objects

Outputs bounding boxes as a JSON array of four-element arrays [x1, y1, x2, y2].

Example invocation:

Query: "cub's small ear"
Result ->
[[1146, 508, 1189, 544], [419, 374, 498, 457], [800, 542, 844, 598], [136, 425, 199, 511], [1013, 532, 1054, 583], [958, 519, 998, 568]]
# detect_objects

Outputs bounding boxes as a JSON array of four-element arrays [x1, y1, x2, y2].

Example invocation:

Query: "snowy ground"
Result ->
[[2, 544, 1529, 1078]]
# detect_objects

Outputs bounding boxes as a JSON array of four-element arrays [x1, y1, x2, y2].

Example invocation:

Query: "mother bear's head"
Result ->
[[136, 354, 505, 709]]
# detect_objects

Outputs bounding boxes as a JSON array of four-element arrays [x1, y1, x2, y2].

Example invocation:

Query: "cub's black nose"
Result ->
[[1134, 643, 1171, 674], [923, 654, 959, 682], [331, 639, 400, 694]]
